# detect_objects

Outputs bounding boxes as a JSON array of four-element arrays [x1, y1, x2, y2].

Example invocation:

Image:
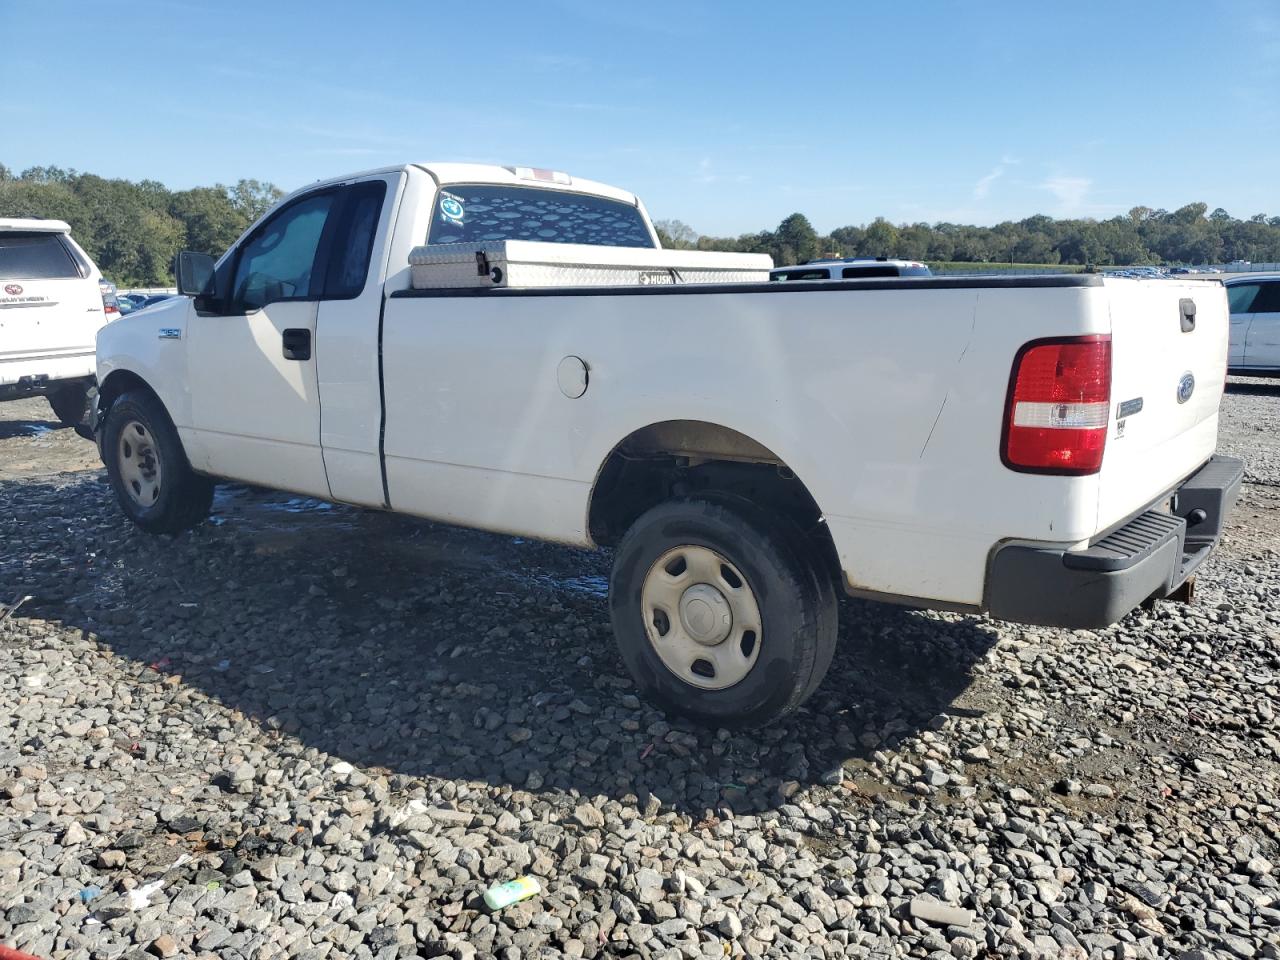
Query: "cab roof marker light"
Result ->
[[507, 166, 572, 185]]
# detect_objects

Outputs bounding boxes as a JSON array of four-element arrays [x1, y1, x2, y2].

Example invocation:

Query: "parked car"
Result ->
[[139, 294, 176, 309], [93, 162, 1242, 726], [770, 257, 932, 281], [0, 218, 114, 426], [1226, 273, 1280, 374]]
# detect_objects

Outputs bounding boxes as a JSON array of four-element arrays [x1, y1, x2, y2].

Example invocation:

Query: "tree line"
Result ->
[[0, 164, 283, 287], [4, 163, 1278, 283], [655, 202, 1280, 269]]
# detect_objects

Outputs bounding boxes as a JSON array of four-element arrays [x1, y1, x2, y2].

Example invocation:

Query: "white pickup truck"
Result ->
[[95, 162, 1243, 726]]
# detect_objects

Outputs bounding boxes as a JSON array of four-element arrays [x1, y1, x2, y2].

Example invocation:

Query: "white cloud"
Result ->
[[972, 155, 1020, 201], [1040, 176, 1093, 215], [694, 158, 750, 185]]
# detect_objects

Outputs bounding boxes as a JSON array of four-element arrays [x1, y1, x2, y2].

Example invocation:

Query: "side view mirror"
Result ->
[[175, 251, 216, 297]]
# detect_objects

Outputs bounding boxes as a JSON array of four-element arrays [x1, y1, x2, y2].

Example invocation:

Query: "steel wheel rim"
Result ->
[[641, 544, 763, 690], [117, 420, 162, 509]]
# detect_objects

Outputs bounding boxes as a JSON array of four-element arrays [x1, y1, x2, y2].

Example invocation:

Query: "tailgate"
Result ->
[[0, 276, 102, 362], [1095, 278, 1227, 532]]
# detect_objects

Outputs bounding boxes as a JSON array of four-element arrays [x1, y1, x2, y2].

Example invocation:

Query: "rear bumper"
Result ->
[[986, 455, 1245, 629], [0, 372, 95, 402]]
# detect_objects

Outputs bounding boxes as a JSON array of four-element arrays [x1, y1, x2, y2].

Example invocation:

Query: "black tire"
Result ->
[[47, 382, 94, 428], [609, 498, 837, 728], [102, 390, 213, 534]]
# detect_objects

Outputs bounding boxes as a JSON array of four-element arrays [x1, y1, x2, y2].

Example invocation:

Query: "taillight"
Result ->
[[1002, 335, 1111, 475], [101, 287, 120, 320]]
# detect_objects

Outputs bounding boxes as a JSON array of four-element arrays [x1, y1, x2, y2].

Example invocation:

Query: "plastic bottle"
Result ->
[[482, 876, 541, 910]]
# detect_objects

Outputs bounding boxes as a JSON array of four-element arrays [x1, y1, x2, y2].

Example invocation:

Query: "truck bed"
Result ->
[[382, 272, 1224, 607]]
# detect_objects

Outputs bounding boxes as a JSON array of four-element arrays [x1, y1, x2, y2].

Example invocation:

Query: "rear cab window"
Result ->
[[427, 185, 654, 248], [0, 232, 81, 280]]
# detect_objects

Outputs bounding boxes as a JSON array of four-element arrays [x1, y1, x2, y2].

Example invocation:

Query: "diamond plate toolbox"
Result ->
[[408, 240, 772, 289]]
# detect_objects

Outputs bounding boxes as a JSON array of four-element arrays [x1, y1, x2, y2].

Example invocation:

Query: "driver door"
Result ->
[[187, 189, 337, 497]]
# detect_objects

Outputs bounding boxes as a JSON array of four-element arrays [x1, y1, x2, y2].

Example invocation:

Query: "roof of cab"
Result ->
[[283, 162, 640, 208], [1224, 272, 1280, 284], [0, 217, 71, 233]]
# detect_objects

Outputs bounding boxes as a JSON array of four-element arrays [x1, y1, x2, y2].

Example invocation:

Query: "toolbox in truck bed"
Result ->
[[408, 240, 771, 289]]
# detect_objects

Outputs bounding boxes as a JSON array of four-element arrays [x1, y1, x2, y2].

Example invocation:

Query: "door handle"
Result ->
[[1179, 298, 1196, 333], [282, 328, 311, 361]]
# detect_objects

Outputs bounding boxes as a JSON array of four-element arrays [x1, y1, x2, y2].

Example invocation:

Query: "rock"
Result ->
[[62, 821, 88, 845], [427, 807, 475, 827], [909, 898, 974, 928], [149, 934, 179, 958], [572, 803, 605, 829], [1245, 857, 1273, 876], [228, 762, 255, 793], [719, 912, 744, 938], [97, 849, 126, 869], [633, 867, 664, 904]]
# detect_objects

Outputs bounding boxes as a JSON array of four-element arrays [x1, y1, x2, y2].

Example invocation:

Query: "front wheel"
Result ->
[[609, 498, 837, 727], [102, 390, 213, 534]]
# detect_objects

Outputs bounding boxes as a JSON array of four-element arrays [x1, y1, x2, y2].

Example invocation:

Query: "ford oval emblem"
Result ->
[[1177, 372, 1195, 404], [4, 283, 21, 296]]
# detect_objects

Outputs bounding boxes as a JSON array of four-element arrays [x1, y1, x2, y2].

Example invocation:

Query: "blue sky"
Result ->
[[2, 0, 1276, 235]]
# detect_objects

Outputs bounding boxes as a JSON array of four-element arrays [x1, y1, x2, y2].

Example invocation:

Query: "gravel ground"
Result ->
[[1, 385, 1278, 960]]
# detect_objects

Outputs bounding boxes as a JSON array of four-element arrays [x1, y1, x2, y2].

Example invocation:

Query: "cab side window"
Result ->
[[324, 181, 387, 299], [1228, 283, 1260, 315], [1251, 282, 1280, 314], [231, 193, 334, 311]]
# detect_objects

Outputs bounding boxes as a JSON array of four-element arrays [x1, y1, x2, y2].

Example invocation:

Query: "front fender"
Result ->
[[96, 297, 195, 429]]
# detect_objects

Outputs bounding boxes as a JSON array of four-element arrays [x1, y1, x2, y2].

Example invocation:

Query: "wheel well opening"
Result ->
[[588, 420, 841, 587], [97, 370, 157, 415]]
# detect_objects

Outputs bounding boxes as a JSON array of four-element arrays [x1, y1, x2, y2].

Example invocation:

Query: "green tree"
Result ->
[[230, 179, 283, 222], [862, 218, 899, 256], [773, 213, 820, 265], [169, 186, 252, 258], [653, 219, 698, 249]]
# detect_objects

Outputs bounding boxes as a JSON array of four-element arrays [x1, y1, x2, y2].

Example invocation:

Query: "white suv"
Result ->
[[770, 257, 932, 281], [0, 218, 116, 426]]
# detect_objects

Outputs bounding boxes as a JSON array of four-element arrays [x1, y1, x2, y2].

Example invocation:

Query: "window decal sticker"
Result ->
[[439, 192, 466, 226]]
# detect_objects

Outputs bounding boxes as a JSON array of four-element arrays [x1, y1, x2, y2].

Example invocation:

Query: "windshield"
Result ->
[[428, 184, 654, 248]]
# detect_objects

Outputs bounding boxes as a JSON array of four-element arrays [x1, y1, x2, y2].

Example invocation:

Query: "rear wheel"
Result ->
[[103, 390, 213, 534], [609, 497, 837, 727], [47, 382, 94, 428]]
